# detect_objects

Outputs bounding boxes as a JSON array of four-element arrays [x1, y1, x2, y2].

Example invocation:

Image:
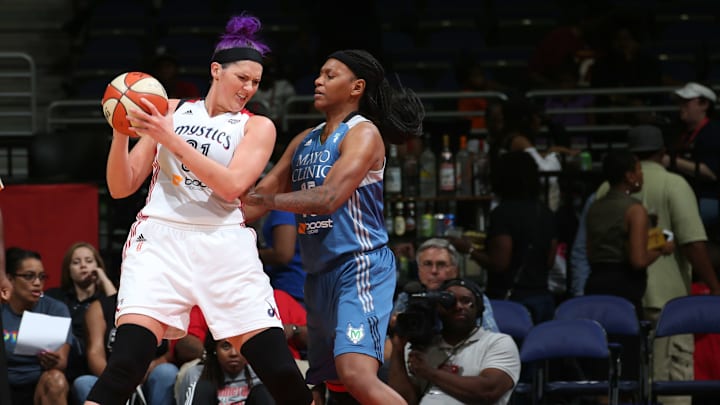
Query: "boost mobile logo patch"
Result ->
[[297, 218, 334, 234]]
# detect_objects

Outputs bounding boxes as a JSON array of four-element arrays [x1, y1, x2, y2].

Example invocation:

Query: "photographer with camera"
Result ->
[[391, 238, 498, 334], [388, 278, 520, 405]]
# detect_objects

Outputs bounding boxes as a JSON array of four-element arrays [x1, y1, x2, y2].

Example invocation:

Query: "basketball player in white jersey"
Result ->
[[245, 50, 425, 404], [84, 14, 312, 405]]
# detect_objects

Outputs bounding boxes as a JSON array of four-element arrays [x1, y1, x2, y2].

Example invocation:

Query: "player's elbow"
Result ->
[[107, 185, 133, 200]]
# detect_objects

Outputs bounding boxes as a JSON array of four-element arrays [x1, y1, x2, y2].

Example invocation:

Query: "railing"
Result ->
[[0, 52, 36, 136], [281, 91, 509, 133], [43, 85, 720, 143], [46, 99, 105, 133], [527, 85, 720, 119]]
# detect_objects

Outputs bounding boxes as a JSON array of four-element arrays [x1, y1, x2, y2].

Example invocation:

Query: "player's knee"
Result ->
[[87, 324, 158, 405], [241, 328, 313, 405], [335, 359, 377, 394]]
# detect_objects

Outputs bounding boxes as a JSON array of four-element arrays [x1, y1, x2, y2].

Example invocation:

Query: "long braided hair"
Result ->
[[328, 49, 425, 144]]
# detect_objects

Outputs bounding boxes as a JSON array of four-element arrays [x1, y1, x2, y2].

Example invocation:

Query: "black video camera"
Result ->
[[394, 282, 456, 346]]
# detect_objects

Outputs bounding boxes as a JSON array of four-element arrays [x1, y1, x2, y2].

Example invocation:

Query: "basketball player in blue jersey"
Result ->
[[246, 50, 425, 404], [83, 14, 313, 405]]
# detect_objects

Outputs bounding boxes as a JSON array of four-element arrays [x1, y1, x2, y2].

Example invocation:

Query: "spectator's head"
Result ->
[[60, 242, 106, 291], [438, 278, 485, 330], [602, 149, 642, 192], [627, 125, 665, 160], [152, 53, 180, 86], [200, 334, 253, 386], [457, 63, 488, 91], [415, 238, 460, 291], [492, 151, 541, 200], [503, 97, 543, 139], [675, 82, 717, 123], [6, 247, 46, 307], [485, 100, 505, 140]]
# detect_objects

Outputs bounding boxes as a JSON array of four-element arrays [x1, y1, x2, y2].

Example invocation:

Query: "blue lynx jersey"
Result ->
[[291, 114, 388, 273]]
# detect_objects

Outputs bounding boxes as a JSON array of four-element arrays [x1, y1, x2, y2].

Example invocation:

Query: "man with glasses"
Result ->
[[388, 278, 520, 404], [391, 238, 498, 333]]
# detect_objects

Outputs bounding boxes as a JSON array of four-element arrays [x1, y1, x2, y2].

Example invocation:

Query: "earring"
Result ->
[[634, 182, 640, 187]]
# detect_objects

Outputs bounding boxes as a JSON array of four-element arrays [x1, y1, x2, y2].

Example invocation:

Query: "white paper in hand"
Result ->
[[14, 311, 71, 356]]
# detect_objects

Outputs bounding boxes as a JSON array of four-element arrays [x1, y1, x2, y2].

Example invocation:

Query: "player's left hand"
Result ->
[[127, 98, 174, 142], [244, 189, 264, 206]]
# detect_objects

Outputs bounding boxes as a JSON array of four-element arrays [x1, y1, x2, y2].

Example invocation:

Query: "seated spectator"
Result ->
[[260, 210, 306, 304], [590, 23, 662, 125], [392, 238, 498, 334], [45, 242, 116, 381], [171, 305, 209, 402], [72, 294, 177, 405], [543, 59, 595, 127], [181, 334, 274, 405], [527, 2, 600, 89], [151, 53, 201, 99], [274, 288, 308, 361], [388, 278, 520, 404], [251, 54, 297, 126], [175, 289, 308, 404], [3, 247, 72, 405], [455, 62, 504, 132]]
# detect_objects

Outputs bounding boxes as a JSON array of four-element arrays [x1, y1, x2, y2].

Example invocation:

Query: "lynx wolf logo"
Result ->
[[346, 323, 365, 345]]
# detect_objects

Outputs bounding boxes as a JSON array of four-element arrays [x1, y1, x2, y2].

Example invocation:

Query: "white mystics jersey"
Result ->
[[138, 99, 248, 225]]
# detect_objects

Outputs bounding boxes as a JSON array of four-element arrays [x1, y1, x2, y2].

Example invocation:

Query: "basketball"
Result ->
[[101, 72, 169, 136]]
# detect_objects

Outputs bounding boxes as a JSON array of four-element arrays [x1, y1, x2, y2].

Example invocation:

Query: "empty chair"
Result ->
[[555, 295, 647, 402], [520, 319, 619, 405], [648, 295, 720, 403], [490, 299, 534, 402], [489, 299, 534, 346]]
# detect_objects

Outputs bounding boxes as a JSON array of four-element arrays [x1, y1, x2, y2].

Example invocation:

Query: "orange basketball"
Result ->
[[101, 72, 169, 137]]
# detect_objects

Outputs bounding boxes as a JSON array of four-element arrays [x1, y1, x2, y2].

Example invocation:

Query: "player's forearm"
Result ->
[[269, 186, 343, 215]]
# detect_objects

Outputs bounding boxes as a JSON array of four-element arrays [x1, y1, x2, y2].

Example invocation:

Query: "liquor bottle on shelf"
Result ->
[[438, 133, 455, 195], [393, 201, 406, 237], [469, 137, 490, 196], [404, 198, 417, 238], [455, 134, 472, 196], [418, 201, 434, 238], [384, 202, 394, 236], [384, 144, 402, 197], [419, 133, 437, 198], [402, 138, 419, 197]]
